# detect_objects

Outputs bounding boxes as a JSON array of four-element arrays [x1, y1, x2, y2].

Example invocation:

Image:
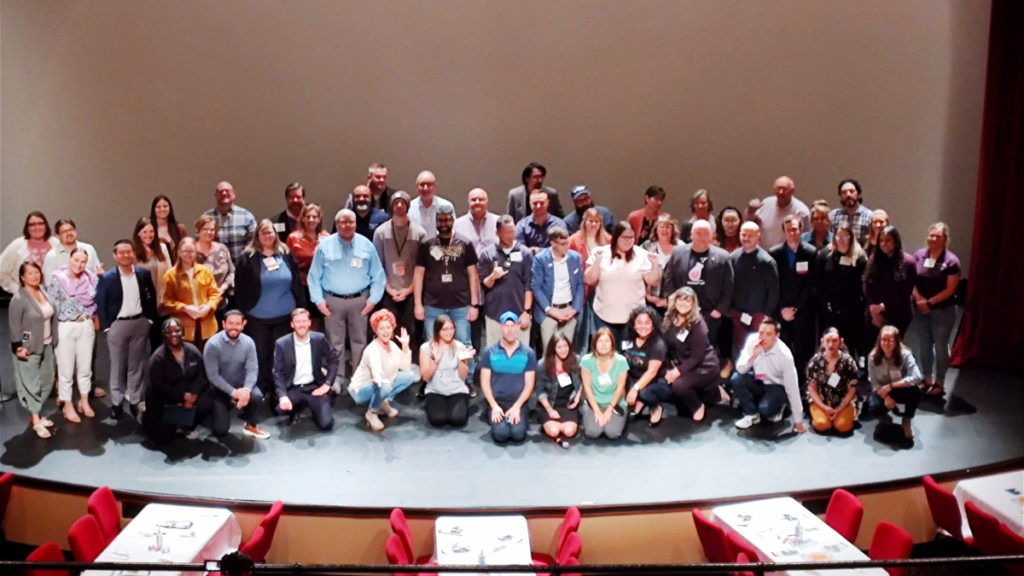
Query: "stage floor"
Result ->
[[1, 318, 1021, 511]]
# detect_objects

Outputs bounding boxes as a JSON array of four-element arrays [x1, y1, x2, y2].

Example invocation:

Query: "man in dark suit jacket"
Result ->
[[273, 308, 339, 431], [769, 214, 818, 389], [662, 220, 734, 343], [95, 239, 159, 419]]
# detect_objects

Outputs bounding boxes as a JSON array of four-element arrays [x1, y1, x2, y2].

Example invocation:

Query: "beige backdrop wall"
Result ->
[[1, 0, 989, 272]]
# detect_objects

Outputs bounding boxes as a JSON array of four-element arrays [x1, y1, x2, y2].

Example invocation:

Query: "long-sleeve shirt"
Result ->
[[203, 331, 258, 396], [735, 333, 803, 422], [867, 348, 922, 392], [730, 248, 779, 314], [307, 233, 386, 305], [47, 266, 98, 321], [349, 338, 412, 392]]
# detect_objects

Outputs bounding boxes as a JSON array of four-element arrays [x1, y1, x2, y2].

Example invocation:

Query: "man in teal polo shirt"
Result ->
[[479, 311, 537, 443]]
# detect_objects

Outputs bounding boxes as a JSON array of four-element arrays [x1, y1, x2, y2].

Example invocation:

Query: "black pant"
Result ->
[[245, 314, 292, 396], [425, 393, 470, 427], [280, 385, 333, 430], [380, 291, 419, 351], [143, 390, 217, 444], [210, 387, 264, 434]]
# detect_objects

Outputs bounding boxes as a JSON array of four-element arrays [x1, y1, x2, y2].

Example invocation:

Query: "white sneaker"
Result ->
[[735, 414, 761, 429], [379, 399, 399, 419], [768, 407, 787, 422], [365, 410, 385, 432]]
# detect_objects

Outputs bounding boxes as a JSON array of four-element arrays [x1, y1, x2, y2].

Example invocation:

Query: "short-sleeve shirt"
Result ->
[[416, 237, 478, 308], [478, 242, 534, 321], [479, 341, 537, 403], [580, 353, 629, 408], [913, 248, 961, 309], [805, 351, 858, 408], [620, 336, 666, 384]]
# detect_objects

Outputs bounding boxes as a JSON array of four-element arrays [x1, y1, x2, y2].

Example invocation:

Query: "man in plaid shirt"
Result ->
[[206, 181, 257, 262], [828, 178, 873, 247]]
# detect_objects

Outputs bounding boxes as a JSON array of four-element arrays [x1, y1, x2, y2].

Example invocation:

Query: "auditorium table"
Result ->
[[434, 514, 532, 575], [712, 496, 887, 576], [953, 469, 1024, 539], [83, 503, 242, 576]]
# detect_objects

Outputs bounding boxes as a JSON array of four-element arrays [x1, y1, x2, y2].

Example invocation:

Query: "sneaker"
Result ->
[[184, 429, 201, 440], [735, 414, 761, 429], [365, 410, 385, 432], [243, 424, 271, 439], [379, 400, 399, 419], [768, 406, 786, 423]]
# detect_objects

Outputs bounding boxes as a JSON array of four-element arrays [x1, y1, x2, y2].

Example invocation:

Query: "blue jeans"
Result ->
[[348, 371, 415, 411], [731, 372, 788, 418], [424, 305, 475, 380], [907, 306, 956, 381], [491, 399, 528, 443]]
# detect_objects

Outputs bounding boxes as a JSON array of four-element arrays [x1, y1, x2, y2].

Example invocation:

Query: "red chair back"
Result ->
[[825, 488, 864, 543], [556, 532, 582, 564], [389, 508, 416, 561], [385, 532, 412, 564], [692, 509, 731, 563], [239, 525, 270, 563], [67, 514, 106, 563], [965, 500, 1006, 556], [733, 551, 755, 576], [557, 507, 582, 551], [0, 472, 13, 529], [86, 486, 121, 544], [997, 522, 1024, 576], [26, 541, 68, 576], [726, 530, 760, 565], [868, 521, 913, 576], [561, 556, 582, 576], [259, 500, 284, 539], [922, 475, 969, 543]]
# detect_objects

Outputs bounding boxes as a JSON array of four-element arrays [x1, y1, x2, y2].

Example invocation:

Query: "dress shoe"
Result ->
[[109, 404, 123, 420]]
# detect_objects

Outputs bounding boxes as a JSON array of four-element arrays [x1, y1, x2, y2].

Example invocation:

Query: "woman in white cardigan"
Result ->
[[0, 211, 60, 294], [347, 309, 415, 432]]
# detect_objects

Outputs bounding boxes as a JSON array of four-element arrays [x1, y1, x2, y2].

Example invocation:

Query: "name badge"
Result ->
[[557, 373, 572, 388], [740, 312, 753, 326], [509, 252, 522, 263], [827, 372, 841, 388], [597, 373, 612, 387], [621, 341, 634, 351], [391, 261, 406, 276], [924, 258, 936, 269], [351, 258, 364, 268], [263, 256, 280, 271], [273, 222, 286, 232], [441, 273, 453, 283], [796, 261, 809, 274], [839, 256, 854, 267], [676, 329, 689, 343]]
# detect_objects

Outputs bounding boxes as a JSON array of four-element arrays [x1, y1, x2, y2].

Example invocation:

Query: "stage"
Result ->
[[1, 318, 1021, 512]]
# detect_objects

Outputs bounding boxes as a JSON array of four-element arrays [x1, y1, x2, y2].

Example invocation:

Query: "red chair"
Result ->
[[537, 532, 582, 576], [692, 509, 731, 563], [0, 472, 13, 536], [239, 525, 270, 563], [825, 488, 864, 543], [26, 541, 67, 576], [922, 475, 972, 544], [384, 533, 436, 576], [67, 514, 105, 562], [389, 508, 433, 564], [733, 551, 755, 576], [561, 556, 582, 576], [86, 486, 121, 545], [965, 500, 1005, 555], [997, 522, 1024, 576], [867, 521, 914, 576], [259, 500, 284, 537], [726, 530, 761, 566], [532, 506, 582, 565]]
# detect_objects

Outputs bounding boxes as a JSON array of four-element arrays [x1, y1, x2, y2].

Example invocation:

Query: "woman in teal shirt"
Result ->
[[580, 328, 629, 439]]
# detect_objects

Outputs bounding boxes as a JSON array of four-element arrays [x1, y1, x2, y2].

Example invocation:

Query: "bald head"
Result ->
[[740, 221, 761, 252], [690, 219, 713, 250], [468, 187, 489, 219], [773, 176, 796, 208]]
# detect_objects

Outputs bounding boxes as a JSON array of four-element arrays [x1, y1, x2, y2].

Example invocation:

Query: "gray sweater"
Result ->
[[8, 287, 60, 355]]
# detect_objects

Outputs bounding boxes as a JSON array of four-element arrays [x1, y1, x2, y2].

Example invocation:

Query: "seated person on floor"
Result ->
[[347, 309, 415, 433], [479, 311, 537, 444], [867, 325, 922, 446], [143, 318, 218, 443], [419, 314, 473, 428], [731, 317, 807, 434], [273, 308, 339, 431], [805, 327, 858, 435]]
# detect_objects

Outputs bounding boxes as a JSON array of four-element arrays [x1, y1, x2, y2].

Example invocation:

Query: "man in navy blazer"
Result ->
[[273, 308, 339, 431], [530, 227, 584, 351], [95, 239, 159, 419]]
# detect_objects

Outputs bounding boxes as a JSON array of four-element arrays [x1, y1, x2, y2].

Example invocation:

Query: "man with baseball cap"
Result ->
[[479, 311, 537, 443], [562, 185, 615, 234]]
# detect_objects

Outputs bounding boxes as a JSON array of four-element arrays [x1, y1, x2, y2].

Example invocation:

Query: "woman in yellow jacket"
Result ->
[[162, 237, 221, 349]]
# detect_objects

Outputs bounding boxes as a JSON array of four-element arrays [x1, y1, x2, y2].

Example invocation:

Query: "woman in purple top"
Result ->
[[47, 248, 99, 422], [864, 225, 916, 348], [907, 223, 960, 397]]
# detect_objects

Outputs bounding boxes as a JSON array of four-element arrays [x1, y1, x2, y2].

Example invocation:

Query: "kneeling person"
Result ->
[[348, 309, 415, 432], [273, 308, 338, 431], [204, 310, 269, 439], [479, 311, 537, 443], [806, 327, 858, 435], [731, 317, 807, 433], [143, 318, 218, 443]]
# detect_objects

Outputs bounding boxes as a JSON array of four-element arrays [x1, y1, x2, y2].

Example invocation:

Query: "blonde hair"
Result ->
[[244, 219, 290, 256]]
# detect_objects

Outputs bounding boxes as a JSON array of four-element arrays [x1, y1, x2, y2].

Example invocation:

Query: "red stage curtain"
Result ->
[[951, 0, 1024, 371]]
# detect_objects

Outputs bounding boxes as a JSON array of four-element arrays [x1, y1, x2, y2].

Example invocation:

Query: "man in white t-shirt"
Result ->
[[745, 175, 810, 249]]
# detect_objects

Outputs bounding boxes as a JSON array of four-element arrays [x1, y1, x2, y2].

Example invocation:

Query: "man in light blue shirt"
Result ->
[[308, 209, 386, 390]]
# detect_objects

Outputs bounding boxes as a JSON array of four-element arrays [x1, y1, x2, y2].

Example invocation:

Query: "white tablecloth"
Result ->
[[84, 503, 242, 576], [712, 497, 887, 576], [953, 469, 1024, 540], [434, 515, 533, 576]]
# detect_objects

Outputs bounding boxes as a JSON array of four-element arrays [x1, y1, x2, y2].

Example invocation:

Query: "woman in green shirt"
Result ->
[[580, 328, 629, 439]]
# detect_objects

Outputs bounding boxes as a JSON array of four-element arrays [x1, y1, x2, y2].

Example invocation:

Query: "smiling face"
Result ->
[[594, 333, 613, 356], [773, 177, 795, 206], [26, 215, 48, 240], [286, 187, 305, 214], [783, 218, 803, 245], [835, 227, 852, 254], [375, 318, 395, 342], [291, 311, 312, 338], [57, 222, 78, 246], [840, 182, 860, 208], [468, 188, 489, 219], [927, 225, 946, 252], [438, 319, 456, 344], [21, 265, 42, 288], [303, 207, 322, 233], [675, 293, 694, 316], [154, 198, 171, 220], [692, 194, 710, 217], [223, 313, 246, 340], [215, 182, 236, 208], [113, 242, 135, 268], [257, 223, 278, 250], [138, 223, 155, 246], [555, 338, 571, 361], [163, 322, 183, 348], [811, 210, 829, 233], [879, 329, 897, 357], [368, 167, 388, 193], [352, 186, 372, 213], [633, 312, 654, 339], [177, 239, 197, 267], [879, 232, 895, 256], [721, 210, 741, 237], [199, 222, 217, 243], [739, 222, 761, 252], [583, 214, 602, 237], [615, 229, 636, 254]]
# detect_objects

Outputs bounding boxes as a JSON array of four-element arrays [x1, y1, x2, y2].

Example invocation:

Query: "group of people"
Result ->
[[2, 163, 960, 448]]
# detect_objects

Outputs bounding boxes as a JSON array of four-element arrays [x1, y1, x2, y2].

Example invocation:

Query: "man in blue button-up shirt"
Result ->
[[308, 209, 385, 390]]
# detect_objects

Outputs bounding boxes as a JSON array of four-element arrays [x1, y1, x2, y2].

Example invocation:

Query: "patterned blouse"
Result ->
[[805, 351, 858, 408], [196, 241, 235, 291]]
